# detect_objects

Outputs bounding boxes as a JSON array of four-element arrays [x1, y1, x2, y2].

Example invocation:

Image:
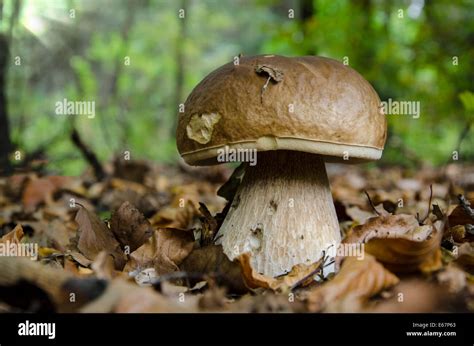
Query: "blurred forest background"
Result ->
[[0, 0, 473, 175]]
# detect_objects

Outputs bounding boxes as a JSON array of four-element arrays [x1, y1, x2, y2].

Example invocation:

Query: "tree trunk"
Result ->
[[0, 33, 12, 174], [299, 0, 317, 55], [171, 0, 187, 136]]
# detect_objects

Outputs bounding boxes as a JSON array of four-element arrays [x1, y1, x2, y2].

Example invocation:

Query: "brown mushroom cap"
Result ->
[[177, 55, 387, 165]]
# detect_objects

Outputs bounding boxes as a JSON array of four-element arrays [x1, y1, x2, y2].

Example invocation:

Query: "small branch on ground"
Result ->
[[364, 191, 381, 216], [420, 184, 433, 224], [71, 128, 106, 180]]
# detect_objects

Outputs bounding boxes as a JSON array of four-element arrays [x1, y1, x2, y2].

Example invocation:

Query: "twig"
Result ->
[[291, 260, 324, 290], [420, 184, 433, 224], [71, 128, 106, 180], [364, 191, 380, 216]]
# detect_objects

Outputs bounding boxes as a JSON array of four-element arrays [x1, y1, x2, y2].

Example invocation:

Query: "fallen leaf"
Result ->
[[448, 196, 474, 227], [233, 292, 306, 313], [91, 251, 116, 280], [150, 199, 198, 229], [437, 263, 467, 293], [110, 201, 153, 252], [341, 214, 442, 273], [238, 253, 322, 291], [198, 286, 229, 311], [0, 256, 77, 312], [455, 242, 474, 271], [345, 205, 376, 224], [67, 250, 93, 267], [444, 225, 469, 243], [0, 224, 24, 244], [367, 279, 458, 313], [75, 205, 126, 270], [22, 176, 72, 211], [179, 245, 246, 293], [113, 158, 150, 183], [125, 228, 194, 275], [306, 254, 399, 312], [4, 174, 29, 200], [111, 280, 196, 313]]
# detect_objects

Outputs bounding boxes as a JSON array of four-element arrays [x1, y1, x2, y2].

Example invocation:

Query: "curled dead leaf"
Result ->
[[341, 214, 442, 273], [238, 253, 322, 291], [179, 245, 246, 293], [448, 196, 474, 227], [125, 228, 194, 275], [0, 224, 24, 244], [75, 205, 126, 270], [110, 201, 153, 252], [306, 254, 399, 312]]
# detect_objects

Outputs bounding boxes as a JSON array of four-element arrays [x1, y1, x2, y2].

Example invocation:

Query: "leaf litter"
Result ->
[[0, 160, 473, 312]]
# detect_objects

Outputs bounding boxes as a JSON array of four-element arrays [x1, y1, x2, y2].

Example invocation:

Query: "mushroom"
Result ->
[[176, 55, 387, 277]]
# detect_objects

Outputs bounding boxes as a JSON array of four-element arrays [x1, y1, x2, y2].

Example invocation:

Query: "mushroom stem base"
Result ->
[[216, 151, 341, 277]]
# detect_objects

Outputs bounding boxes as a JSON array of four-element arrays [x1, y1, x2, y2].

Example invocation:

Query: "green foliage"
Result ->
[[6, 0, 474, 174]]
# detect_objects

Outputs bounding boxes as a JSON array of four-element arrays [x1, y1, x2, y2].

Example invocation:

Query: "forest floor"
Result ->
[[0, 158, 473, 313]]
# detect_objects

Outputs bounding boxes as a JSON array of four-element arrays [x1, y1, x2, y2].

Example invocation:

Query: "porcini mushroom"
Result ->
[[176, 55, 387, 277]]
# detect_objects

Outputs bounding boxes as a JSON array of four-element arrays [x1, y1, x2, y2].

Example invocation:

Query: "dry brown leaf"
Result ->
[[113, 158, 150, 183], [341, 214, 442, 273], [75, 205, 126, 270], [112, 281, 196, 313], [109, 201, 153, 252], [345, 205, 376, 224], [77, 278, 196, 313], [448, 198, 474, 227], [150, 199, 198, 229], [368, 279, 453, 313], [238, 253, 322, 291], [4, 174, 29, 200], [306, 254, 399, 312], [91, 251, 116, 280], [67, 250, 93, 267], [0, 224, 24, 244], [231, 291, 306, 313], [0, 256, 77, 312], [437, 263, 467, 293], [125, 228, 194, 275], [22, 176, 72, 211], [197, 286, 229, 311], [179, 245, 246, 293], [444, 225, 469, 243], [455, 242, 474, 270]]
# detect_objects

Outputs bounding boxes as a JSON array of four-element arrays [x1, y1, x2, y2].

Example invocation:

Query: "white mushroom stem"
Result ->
[[216, 151, 341, 277]]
